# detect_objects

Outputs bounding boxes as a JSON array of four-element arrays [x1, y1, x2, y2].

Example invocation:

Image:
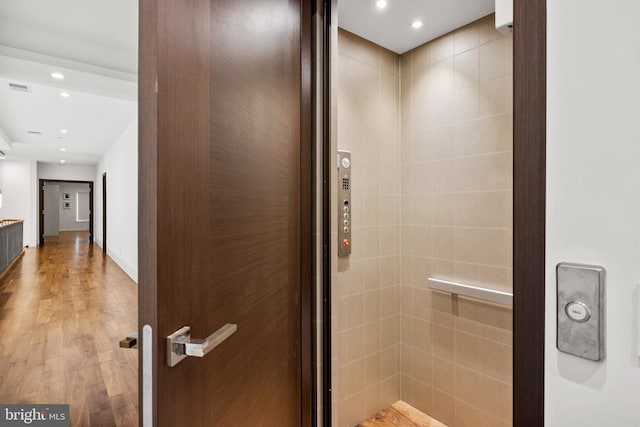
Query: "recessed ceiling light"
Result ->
[[411, 20, 423, 29], [51, 72, 64, 80], [375, 0, 388, 9], [60, 92, 70, 98], [59, 160, 66, 164], [60, 148, 66, 152], [60, 129, 68, 133], [0, 156, 5, 160]]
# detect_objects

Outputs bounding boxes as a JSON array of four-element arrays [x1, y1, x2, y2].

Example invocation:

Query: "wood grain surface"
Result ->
[[513, 0, 546, 424], [0, 232, 138, 426], [357, 401, 448, 427], [139, 0, 313, 425]]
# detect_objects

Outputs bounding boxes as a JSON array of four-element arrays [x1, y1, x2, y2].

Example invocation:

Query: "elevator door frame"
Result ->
[[321, 0, 547, 424], [511, 0, 546, 423]]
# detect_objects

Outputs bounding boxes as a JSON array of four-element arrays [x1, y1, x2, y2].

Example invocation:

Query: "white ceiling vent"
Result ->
[[8, 83, 31, 93], [27, 130, 42, 135]]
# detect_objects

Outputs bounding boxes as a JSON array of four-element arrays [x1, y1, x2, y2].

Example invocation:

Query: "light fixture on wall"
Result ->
[[60, 92, 70, 98], [51, 72, 65, 80], [411, 19, 423, 29], [60, 129, 68, 134]]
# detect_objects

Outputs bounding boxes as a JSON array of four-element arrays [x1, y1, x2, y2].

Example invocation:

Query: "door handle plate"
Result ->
[[166, 324, 237, 367], [142, 325, 152, 427]]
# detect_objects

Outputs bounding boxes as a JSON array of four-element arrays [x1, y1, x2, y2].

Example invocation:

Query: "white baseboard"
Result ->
[[106, 249, 138, 284]]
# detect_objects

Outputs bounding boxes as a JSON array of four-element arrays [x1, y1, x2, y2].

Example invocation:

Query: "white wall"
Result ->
[[0, 160, 38, 247], [37, 163, 96, 182], [546, 1, 640, 425], [58, 183, 91, 232], [0, 161, 4, 209], [96, 118, 137, 282]]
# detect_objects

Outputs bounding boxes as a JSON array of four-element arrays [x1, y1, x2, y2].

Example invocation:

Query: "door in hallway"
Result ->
[[138, 0, 312, 426], [43, 184, 60, 237], [102, 173, 107, 253]]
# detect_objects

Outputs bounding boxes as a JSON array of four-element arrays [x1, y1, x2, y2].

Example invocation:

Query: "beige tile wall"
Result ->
[[334, 15, 513, 427], [400, 15, 513, 427], [333, 29, 402, 427]]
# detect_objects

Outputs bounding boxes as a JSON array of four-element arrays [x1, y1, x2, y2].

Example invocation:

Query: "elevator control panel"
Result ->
[[338, 151, 351, 257], [556, 262, 606, 361]]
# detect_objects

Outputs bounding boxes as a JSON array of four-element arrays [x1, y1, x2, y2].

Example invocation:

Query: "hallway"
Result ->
[[0, 232, 138, 426]]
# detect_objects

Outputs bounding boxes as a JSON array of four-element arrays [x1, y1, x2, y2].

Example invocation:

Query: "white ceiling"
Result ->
[[0, 0, 138, 75], [0, 0, 138, 166], [0, 0, 494, 165], [339, 0, 495, 54], [0, 77, 136, 165]]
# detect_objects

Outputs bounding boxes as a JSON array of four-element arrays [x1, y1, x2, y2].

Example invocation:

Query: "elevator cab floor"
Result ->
[[356, 400, 447, 427]]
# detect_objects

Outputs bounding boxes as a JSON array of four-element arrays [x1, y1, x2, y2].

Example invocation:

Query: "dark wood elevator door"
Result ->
[[139, 0, 311, 425]]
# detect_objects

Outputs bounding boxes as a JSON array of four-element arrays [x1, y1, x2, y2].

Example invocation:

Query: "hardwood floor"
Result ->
[[357, 401, 447, 427], [0, 231, 138, 426]]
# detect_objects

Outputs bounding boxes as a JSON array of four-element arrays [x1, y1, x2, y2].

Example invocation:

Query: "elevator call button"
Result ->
[[556, 262, 605, 361], [565, 301, 590, 322]]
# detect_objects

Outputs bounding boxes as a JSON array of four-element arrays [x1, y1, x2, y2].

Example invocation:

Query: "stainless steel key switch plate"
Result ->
[[556, 262, 606, 361]]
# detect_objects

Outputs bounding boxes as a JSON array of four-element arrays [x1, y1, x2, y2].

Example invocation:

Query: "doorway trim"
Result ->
[[38, 179, 94, 246], [321, 0, 547, 425], [512, 0, 546, 424], [102, 173, 107, 253]]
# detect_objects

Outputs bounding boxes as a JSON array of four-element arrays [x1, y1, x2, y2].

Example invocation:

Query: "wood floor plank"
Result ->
[[357, 400, 448, 427], [358, 407, 417, 427], [392, 401, 448, 426], [0, 231, 138, 425]]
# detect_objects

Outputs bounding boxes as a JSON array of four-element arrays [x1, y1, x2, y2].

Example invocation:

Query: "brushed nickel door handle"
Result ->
[[166, 324, 237, 367]]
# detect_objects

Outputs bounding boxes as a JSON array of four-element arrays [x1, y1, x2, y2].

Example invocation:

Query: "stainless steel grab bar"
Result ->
[[427, 277, 513, 306], [166, 323, 237, 367]]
